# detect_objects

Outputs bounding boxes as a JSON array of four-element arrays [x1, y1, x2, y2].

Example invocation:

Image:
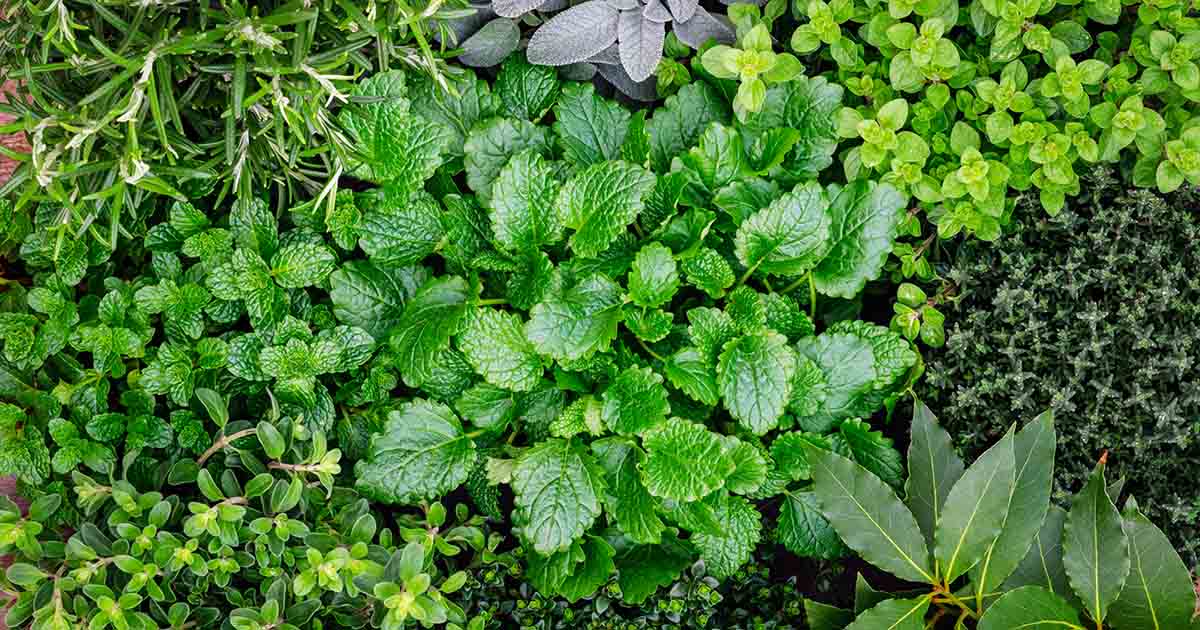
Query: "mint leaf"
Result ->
[[553, 83, 631, 166], [389, 276, 471, 387], [512, 438, 605, 555], [559, 161, 656, 258], [526, 273, 624, 361], [495, 53, 560, 121], [339, 70, 452, 187], [329, 260, 423, 340], [355, 399, 478, 504], [601, 366, 670, 435], [465, 117, 554, 204], [627, 242, 679, 309], [489, 150, 562, 253], [458, 308, 543, 392], [693, 493, 762, 578], [592, 437, 665, 544], [269, 242, 336, 289], [664, 347, 719, 406], [357, 189, 445, 265], [778, 490, 849, 560], [717, 331, 796, 435], [647, 82, 730, 172], [742, 76, 844, 179], [735, 182, 832, 278], [640, 418, 733, 501], [812, 181, 906, 299]]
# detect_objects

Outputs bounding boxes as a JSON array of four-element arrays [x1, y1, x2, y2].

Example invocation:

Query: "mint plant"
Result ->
[[802, 401, 1198, 630]]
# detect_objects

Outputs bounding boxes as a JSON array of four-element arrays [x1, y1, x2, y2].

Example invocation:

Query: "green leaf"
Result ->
[[464, 117, 554, 204], [977, 586, 1085, 630], [495, 53, 561, 121], [553, 82, 631, 166], [601, 366, 670, 435], [1002, 506, 1076, 603], [806, 445, 935, 584], [840, 419, 904, 490], [778, 490, 849, 560], [592, 437, 665, 544], [812, 181, 906, 298], [357, 189, 445, 265], [843, 597, 931, 630], [456, 383, 521, 432], [681, 123, 748, 192], [805, 600, 855, 630], [329, 261, 423, 340], [339, 71, 451, 187], [640, 418, 734, 501], [796, 322, 916, 426], [693, 493, 762, 578], [615, 541, 692, 604], [1107, 505, 1197, 630], [934, 426, 1016, 584], [354, 400, 478, 504], [526, 273, 624, 361], [681, 248, 735, 298], [971, 411, 1056, 604], [0, 404, 51, 484], [410, 74, 499, 156], [904, 400, 966, 549], [664, 347, 719, 406], [742, 76, 844, 178], [646, 82, 731, 172], [771, 431, 830, 481], [512, 438, 605, 555], [389, 276, 471, 387], [559, 161, 656, 258], [555, 536, 616, 603], [458, 308, 543, 392], [724, 439, 768, 495], [717, 331, 796, 435], [1063, 459, 1130, 624], [628, 243, 679, 309], [734, 181, 832, 278], [489, 150, 563, 253], [269, 242, 336, 289]]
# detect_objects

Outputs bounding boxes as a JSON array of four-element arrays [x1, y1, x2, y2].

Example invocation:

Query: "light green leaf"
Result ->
[[934, 427, 1016, 584], [806, 445, 935, 584], [640, 418, 734, 501], [338, 71, 451, 187], [734, 181, 832, 278], [628, 242, 679, 308], [592, 437, 665, 544], [741, 76, 844, 178], [553, 82, 631, 166], [812, 180, 906, 298], [410, 74, 499, 156], [724, 439, 768, 495], [389, 276, 471, 387], [904, 400, 966, 548], [559, 161, 656, 258], [840, 419, 904, 490], [601, 366, 670, 435], [269, 242, 336, 289], [693, 493, 762, 578], [355, 400, 477, 504], [681, 123, 748, 192], [664, 347, 719, 406], [1107, 505, 1196, 630], [526, 273, 624, 361], [844, 597, 931, 630], [977, 586, 1085, 630], [1063, 460, 1130, 624], [489, 150, 563, 252], [512, 438, 605, 555], [458, 308, 543, 392], [717, 331, 796, 435]]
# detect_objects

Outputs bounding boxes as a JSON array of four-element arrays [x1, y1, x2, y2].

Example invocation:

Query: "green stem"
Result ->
[[476, 298, 508, 307], [735, 261, 761, 289], [636, 336, 665, 363], [779, 274, 808, 295], [809, 273, 817, 320], [466, 429, 487, 440]]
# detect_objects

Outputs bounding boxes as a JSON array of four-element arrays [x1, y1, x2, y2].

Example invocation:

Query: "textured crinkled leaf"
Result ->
[[1107, 506, 1196, 630], [778, 490, 849, 559], [602, 366, 669, 435], [724, 286, 766, 333], [459, 308, 543, 392], [506, 251, 555, 310], [796, 324, 915, 424], [618, 10, 665, 83], [640, 418, 733, 501], [459, 18, 521, 67], [559, 161, 656, 258], [742, 76, 844, 178], [845, 597, 930, 630], [693, 494, 761, 578], [935, 428, 1015, 584], [714, 178, 779, 225], [771, 431, 830, 481], [717, 331, 796, 435], [905, 401, 966, 549], [269, 242, 336, 289], [971, 411, 1056, 602], [681, 248, 734, 298], [628, 242, 678, 308], [527, 0, 620, 66], [646, 82, 730, 171], [496, 54, 561, 120], [735, 182, 832, 278], [410, 74, 500, 154], [681, 123, 747, 193], [623, 307, 672, 342], [664, 347, 719, 406], [456, 383, 521, 432], [339, 71, 452, 186], [812, 181, 905, 298], [489, 150, 563, 252], [763, 293, 815, 339], [526, 273, 623, 361], [512, 438, 606, 555], [615, 541, 692, 604], [464, 117, 554, 204], [329, 261, 424, 340], [687, 307, 737, 364], [553, 83, 631, 166], [1063, 461, 1129, 623], [357, 190, 445, 265], [355, 400, 477, 503], [977, 587, 1084, 630], [807, 445, 935, 584], [724, 439, 768, 495], [592, 437, 665, 544], [556, 536, 616, 602], [389, 276, 471, 387], [840, 419, 904, 490]]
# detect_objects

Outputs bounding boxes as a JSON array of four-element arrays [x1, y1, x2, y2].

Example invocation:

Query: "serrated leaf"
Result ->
[[935, 427, 1016, 584], [1107, 506, 1196, 630], [458, 308, 543, 392], [411, 73, 500, 156], [627, 242, 678, 308], [339, 71, 451, 186], [693, 493, 761, 578], [465, 117, 554, 204], [553, 82, 631, 166], [602, 366, 669, 435], [355, 400, 477, 504], [681, 123, 748, 193], [527, 0, 620, 66], [592, 437, 665, 544], [840, 419, 904, 490], [646, 82, 730, 172], [640, 418, 733, 501], [724, 439, 768, 495], [623, 306, 672, 342], [812, 181, 905, 299], [512, 438, 606, 555], [526, 273, 624, 361], [806, 445, 934, 584], [717, 331, 796, 435], [905, 401, 966, 550], [735, 181, 832, 278], [977, 587, 1085, 630], [496, 53, 561, 120], [329, 261, 424, 340], [269, 242, 336, 289], [742, 76, 843, 179], [489, 151, 562, 254], [771, 431, 829, 481], [664, 347, 718, 406], [559, 161, 656, 258], [615, 541, 691, 604], [681, 248, 735, 298], [1063, 460, 1130, 624], [357, 190, 445, 265], [556, 536, 616, 602], [389, 276, 471, 387], [778, 490, 849, 560], [457, 383, 522, 432]]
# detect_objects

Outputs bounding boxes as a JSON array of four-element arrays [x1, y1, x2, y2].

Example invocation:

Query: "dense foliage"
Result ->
[[926, 169, 1200, 563]]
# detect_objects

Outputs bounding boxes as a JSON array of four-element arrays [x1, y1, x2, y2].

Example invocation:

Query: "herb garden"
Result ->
[[0, 0, 1197, 628]]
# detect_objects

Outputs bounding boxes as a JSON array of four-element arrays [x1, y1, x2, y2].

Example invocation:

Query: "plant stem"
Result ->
[[809, 273, 817, 320], [476, 298, 507, 306], [735, 261, 762, 289], [636, 336, 665, 363], [197, 428, 257, 466]]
